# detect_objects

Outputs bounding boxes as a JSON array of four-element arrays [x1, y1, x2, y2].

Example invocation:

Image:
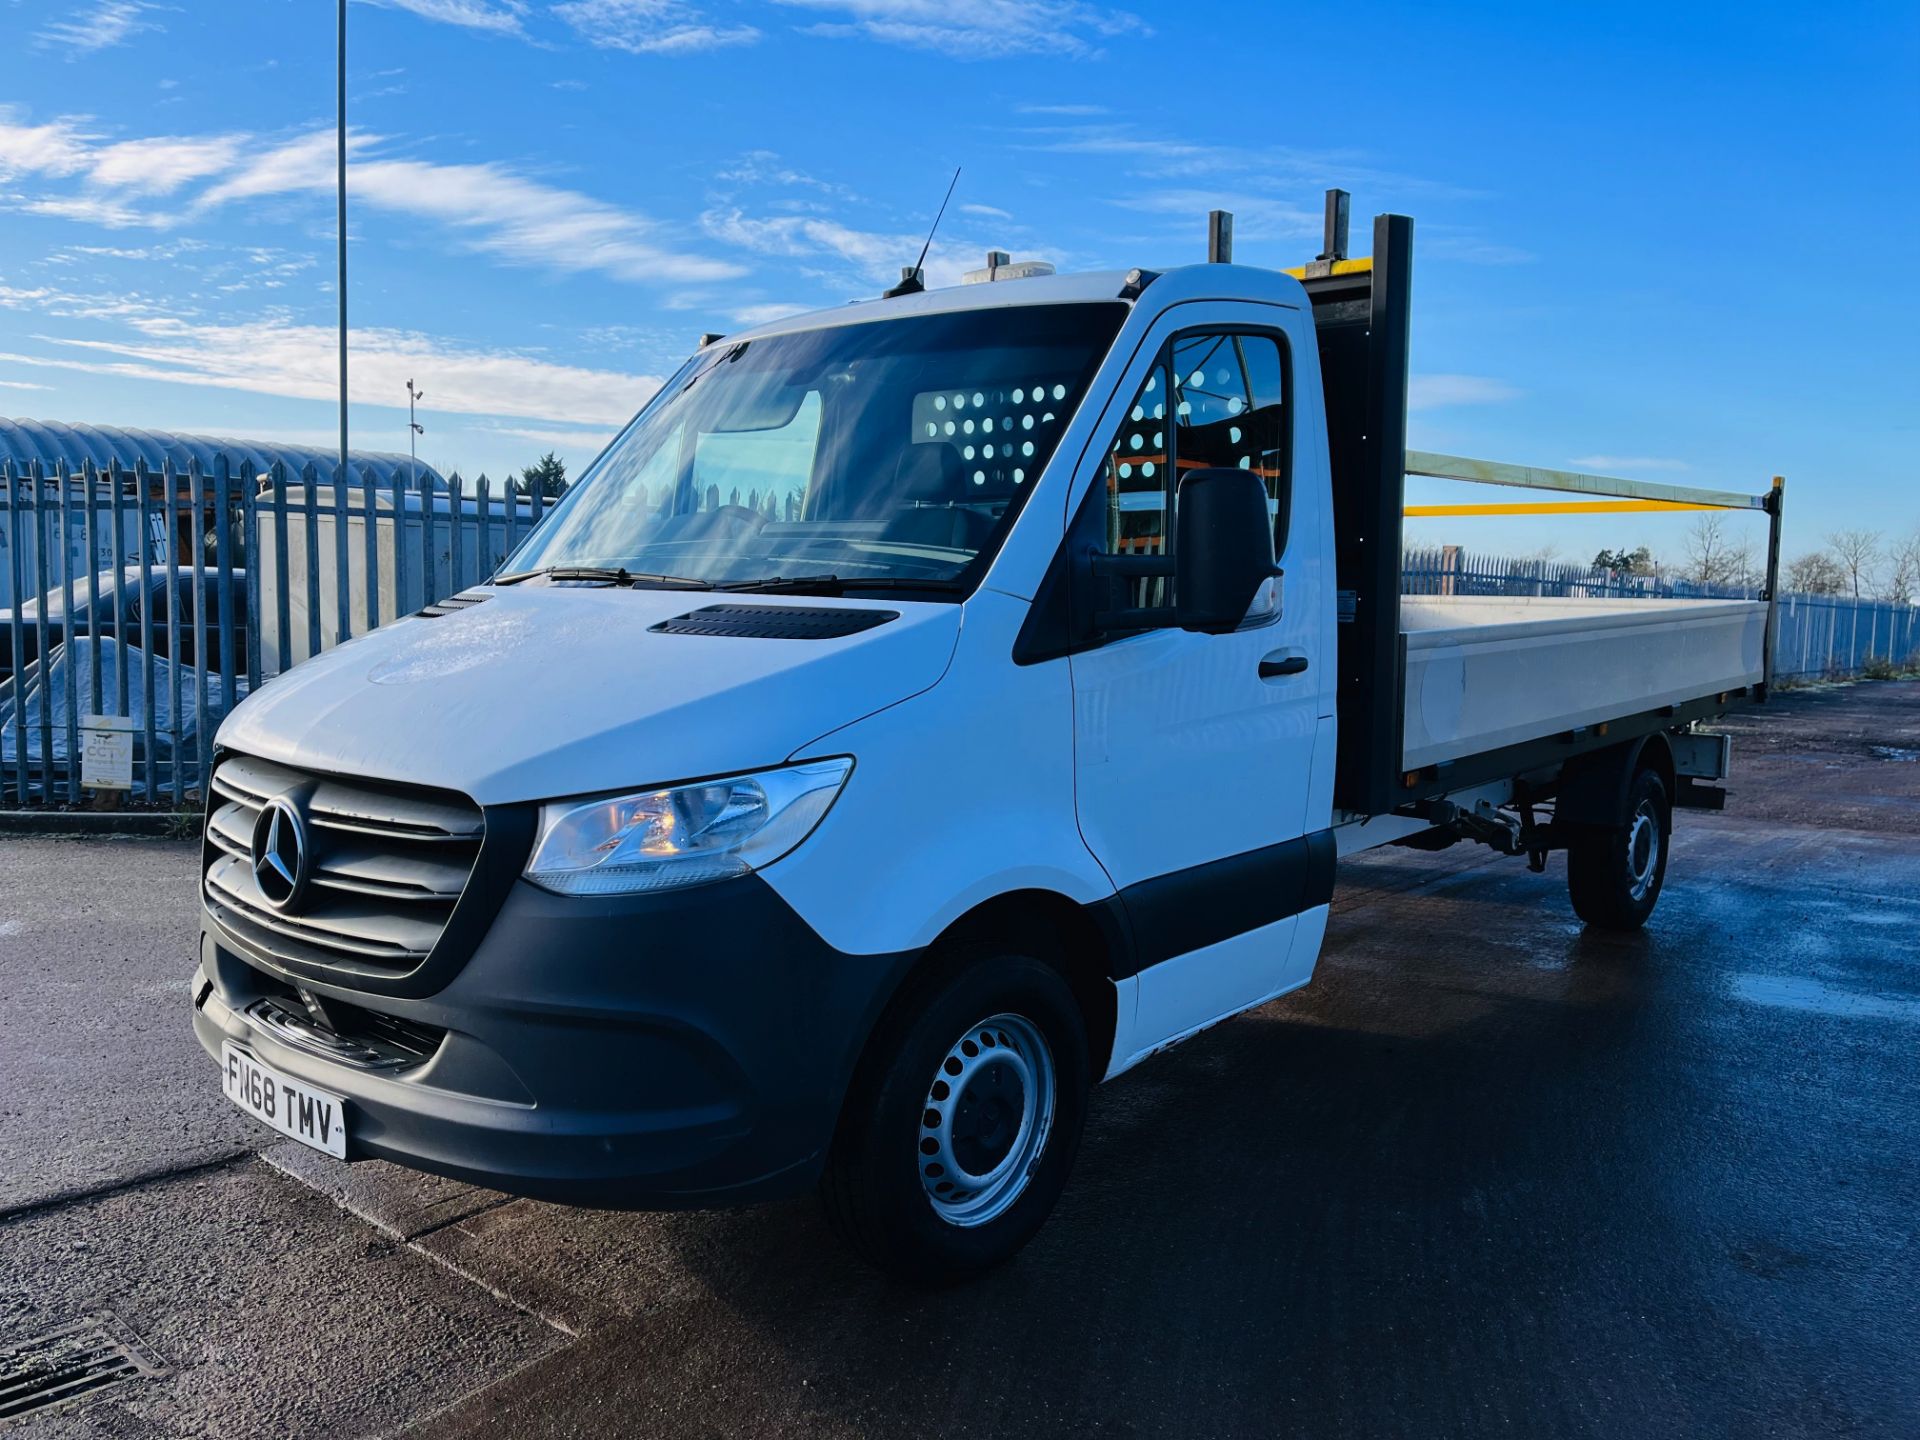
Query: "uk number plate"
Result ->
[[221, 1042, 347, 1159]]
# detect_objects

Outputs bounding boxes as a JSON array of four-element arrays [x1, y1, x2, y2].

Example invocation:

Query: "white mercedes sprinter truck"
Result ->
[[192, 200, 1782, 1281]]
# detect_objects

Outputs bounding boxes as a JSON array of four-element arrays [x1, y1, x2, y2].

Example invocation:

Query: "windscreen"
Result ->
[[505, 302, 1127, 595]]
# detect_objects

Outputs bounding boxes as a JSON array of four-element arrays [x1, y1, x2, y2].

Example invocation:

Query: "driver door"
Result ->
[[1069, 304, 1329, 1071]]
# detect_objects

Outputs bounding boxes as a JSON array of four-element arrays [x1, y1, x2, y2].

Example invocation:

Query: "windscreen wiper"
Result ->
[[716, 575, 968, 596], [494, 566, 714, 589]]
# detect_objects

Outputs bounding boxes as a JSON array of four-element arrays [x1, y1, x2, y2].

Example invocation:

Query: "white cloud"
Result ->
[[38, 0, 159, 56], [357, 0, 529, 34], [717, 150, 850, 196], [1024, 118, 1472, 205], [196, 128, 743, 284], [1016, 102, 1109, 115], [702, 204, 1021, 290], [358, 157, 745, 283], [0, 113, 95, 179], [1570, 455, 1691, 473], [1028, 126, 1275, 177], [6, 112, 741, 289], [775, 0, 1144, 57], [553, 0, 759, 53], [1112, 188, 1321, 241], [15, 194, 175, 229], [702, 207, 901, 267], [87, 135, 246, 194], [0, 283, 163, 325], [1408, 374, 1520, 409], [485, 423, 620, 450], [194, 130, 358, 208], [0, 286, 659, 426], [728, 301, 812, 327], [51, 240, 209, 263], [776, 0, 1147, 58], [0, 116, 245, 224], [0, 379, 54, 391], [959, 202, 1012, 220]]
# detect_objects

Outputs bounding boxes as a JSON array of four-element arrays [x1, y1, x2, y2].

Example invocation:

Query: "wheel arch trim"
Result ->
[[1557, 731, 1676, 827]]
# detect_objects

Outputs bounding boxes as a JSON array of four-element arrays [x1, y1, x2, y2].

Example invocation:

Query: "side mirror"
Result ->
[[1174, 468, 1280, 634]]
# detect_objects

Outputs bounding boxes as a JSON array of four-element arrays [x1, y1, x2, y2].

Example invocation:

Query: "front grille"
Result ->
[[331, 996, 447, 1061], [203, 752, 484, 983], [245, 995, 447, 1069]]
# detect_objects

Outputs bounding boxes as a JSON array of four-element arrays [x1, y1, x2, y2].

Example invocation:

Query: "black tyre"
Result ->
[[1567, 766, 1672, 930], [821, 945, 1090, 1284]]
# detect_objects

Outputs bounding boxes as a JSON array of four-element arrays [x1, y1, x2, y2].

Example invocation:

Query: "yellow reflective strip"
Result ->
[[1405, 500, 1726, 517], [1281, 257, 1374, 279]]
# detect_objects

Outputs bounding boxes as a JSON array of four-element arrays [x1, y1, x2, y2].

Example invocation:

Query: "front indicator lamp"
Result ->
[[524, 758, 852, 897]]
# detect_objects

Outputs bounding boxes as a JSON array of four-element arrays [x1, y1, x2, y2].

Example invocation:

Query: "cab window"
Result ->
[[1169, 331, 1290, 556]]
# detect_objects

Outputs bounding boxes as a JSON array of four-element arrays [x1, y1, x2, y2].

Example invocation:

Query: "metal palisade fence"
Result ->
[[0, 456, 554, 809], [0, 478, 1913, 811], [1769, 592, 1920, 681], [1403, 545, 1768, 602]]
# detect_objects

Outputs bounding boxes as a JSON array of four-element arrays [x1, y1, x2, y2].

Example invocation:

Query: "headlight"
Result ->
[[524, 758, 852, 897]]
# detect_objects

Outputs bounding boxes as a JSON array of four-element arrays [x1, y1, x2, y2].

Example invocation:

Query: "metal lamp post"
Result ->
[[407, 380, 424, 490], [337, 0, 348, 484]]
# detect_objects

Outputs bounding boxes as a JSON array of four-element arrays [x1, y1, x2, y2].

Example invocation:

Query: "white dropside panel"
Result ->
[[1400, 597, 1765, 770]]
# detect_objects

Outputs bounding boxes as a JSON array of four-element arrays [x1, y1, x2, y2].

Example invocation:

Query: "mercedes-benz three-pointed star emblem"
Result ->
[[250, 796, 310, 911]]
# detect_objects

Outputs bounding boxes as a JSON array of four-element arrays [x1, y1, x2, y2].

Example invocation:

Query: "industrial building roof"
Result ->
[[0, 418, 446, 487]]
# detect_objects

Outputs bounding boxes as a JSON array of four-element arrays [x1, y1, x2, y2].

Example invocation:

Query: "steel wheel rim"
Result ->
[[917, 1012, 1056, 1228], [1627, 801, 1661, 900]]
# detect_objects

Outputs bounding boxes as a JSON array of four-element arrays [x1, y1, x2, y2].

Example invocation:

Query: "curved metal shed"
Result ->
[[0, 417, 446, 487]]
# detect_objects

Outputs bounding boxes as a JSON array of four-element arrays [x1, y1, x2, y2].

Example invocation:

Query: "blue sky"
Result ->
[[0, 0, 1914, 564]]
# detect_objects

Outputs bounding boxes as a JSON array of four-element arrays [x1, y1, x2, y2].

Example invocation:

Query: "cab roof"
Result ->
[[722, 263, 1313, 346]]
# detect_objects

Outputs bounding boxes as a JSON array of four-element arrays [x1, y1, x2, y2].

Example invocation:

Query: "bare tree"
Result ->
[[1725, 537, 1759, 591], [1682, 514, 1743, 588], [1886, 532, 1920, 606], [1785, 550, 1846, 595], [1826, 528, 1882, 599]]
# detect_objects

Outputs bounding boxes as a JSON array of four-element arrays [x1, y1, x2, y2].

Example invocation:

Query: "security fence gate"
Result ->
[[0, 460, 1914, 811]]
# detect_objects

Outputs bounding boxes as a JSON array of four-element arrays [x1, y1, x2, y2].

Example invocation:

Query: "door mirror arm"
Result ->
[[1089, 550, 1176, 632], [1014, 467, 1282, 663], [1087, 469, 1282, 636]]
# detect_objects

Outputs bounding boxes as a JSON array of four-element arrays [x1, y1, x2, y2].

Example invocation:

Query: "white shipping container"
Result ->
[[0, 484, 163, 609]]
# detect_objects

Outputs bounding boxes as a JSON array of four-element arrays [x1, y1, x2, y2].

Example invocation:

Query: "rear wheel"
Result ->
[[821, 946, 1089, 1284], [1567, 766, 1671, 930]]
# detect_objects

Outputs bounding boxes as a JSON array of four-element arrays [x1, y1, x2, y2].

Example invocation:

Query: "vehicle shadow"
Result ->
[[608, 915, 1755, 1440]]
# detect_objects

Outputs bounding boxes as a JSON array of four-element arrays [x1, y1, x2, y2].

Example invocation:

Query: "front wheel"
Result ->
[[1567, 766, 1671, 930], [821, 947, 1090, 1284]]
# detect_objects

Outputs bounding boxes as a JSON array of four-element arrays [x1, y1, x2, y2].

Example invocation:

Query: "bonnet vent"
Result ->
[[416, 590, 492, 618], [650, 604, 898, 640]]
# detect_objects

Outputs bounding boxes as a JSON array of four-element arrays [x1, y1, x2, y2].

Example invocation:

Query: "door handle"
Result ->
[[1259, 652, 1309, 679]]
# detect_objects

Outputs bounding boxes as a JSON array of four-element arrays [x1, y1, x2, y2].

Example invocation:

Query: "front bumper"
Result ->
[[193, 872, 916, 1208]]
